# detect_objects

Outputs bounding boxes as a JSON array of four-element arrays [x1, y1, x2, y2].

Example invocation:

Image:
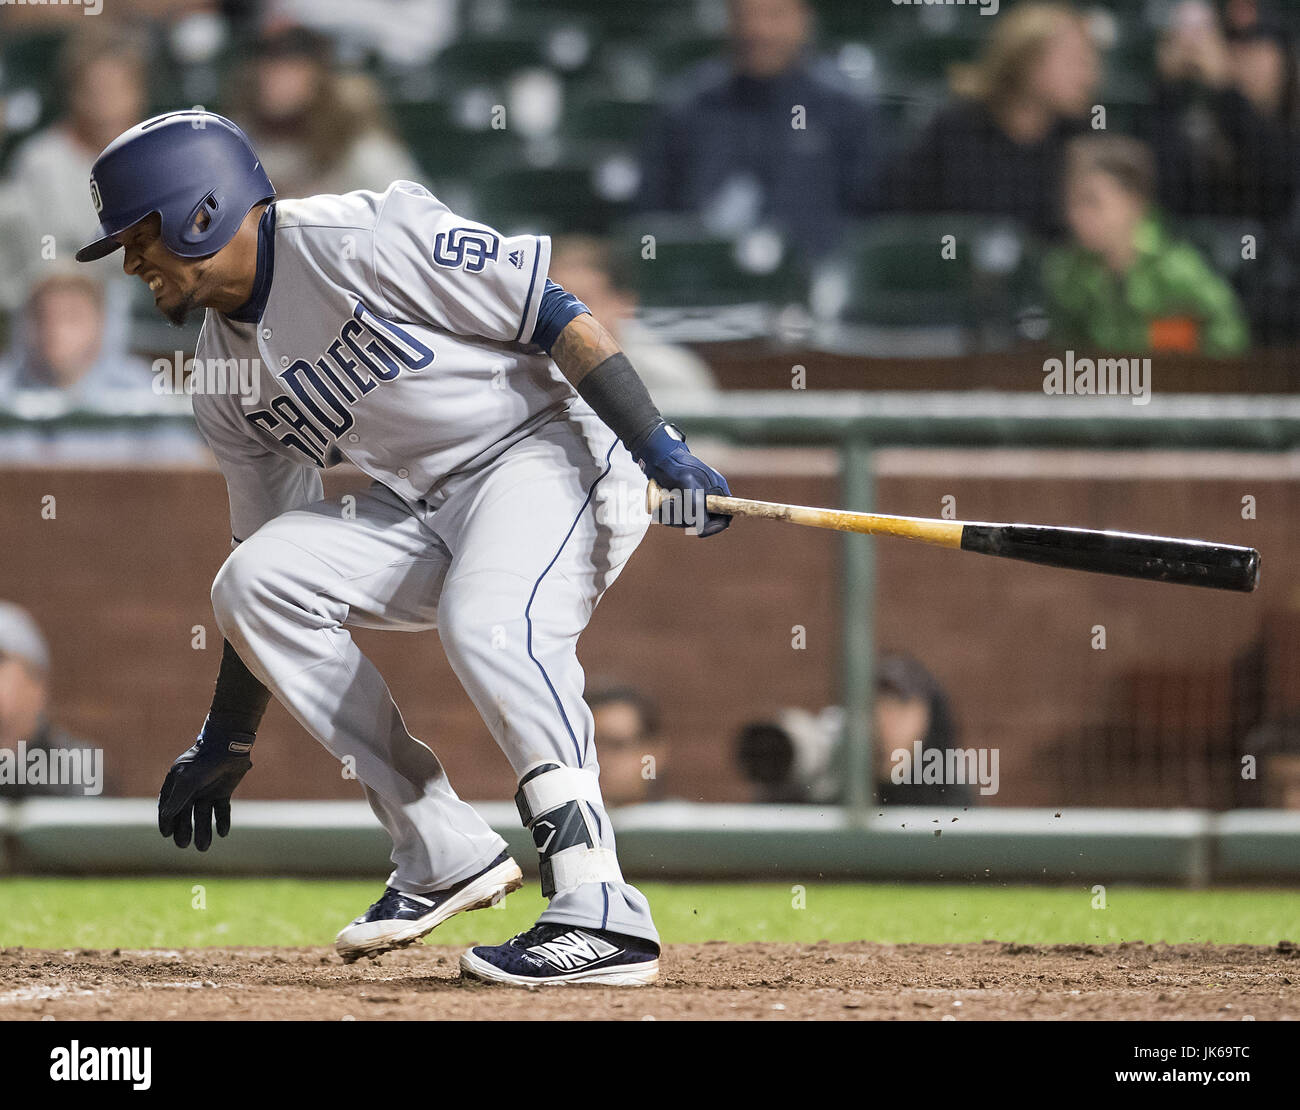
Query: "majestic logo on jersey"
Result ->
[[507, 248, 525, 270], [89, 175, 103, 215], [243, 300, 435, 467], [432, 227, 499, 273]]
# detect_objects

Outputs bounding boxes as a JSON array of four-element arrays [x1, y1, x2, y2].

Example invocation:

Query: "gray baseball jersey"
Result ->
[[193, 180, 571, 539], [196, 181, 658, 943]]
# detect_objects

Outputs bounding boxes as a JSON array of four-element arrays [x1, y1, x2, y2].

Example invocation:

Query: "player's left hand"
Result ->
[[157, 731, 254, 850], [633, 422, 731, 537]]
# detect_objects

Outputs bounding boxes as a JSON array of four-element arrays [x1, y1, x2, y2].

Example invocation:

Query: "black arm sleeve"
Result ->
[[575, 352, 664, 454], [205, 639, 272, 738]]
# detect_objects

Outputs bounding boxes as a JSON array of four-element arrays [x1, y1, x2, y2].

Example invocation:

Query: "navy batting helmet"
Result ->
[[76, 111, 274, 263]]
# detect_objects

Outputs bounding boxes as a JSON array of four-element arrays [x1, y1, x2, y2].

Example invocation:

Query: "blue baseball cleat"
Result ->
[[335, 851, 523, 963], [460, 923, 660, 986]]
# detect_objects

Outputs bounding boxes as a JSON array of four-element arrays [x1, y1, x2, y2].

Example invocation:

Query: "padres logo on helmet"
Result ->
[[89, 175, 103, 215]]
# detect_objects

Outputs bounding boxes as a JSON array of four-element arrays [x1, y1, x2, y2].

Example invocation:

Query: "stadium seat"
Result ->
[[0, 31, 64, 96], [811, 0, 907, 42], [1090, 98, 1147, 136], [466, 163, 629, 235], [563, 87, 658, 147], [871, 33, 984, 98], [0, 31, 65, 164], [506, 0, 715, 42], [873, 92, 946, 147], [600, 216, 806, 343], [432, 36, 558, 97], [611, 215, 803, 309], [599, 35, 729, 91], [1102, 32, 1156, 103], [389, 99, 525, 182], [808, 215, 1043, 355], [1176, 216, 1266, 285]]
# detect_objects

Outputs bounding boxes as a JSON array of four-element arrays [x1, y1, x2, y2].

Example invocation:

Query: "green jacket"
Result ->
[[1044, 215, 1249, 357]]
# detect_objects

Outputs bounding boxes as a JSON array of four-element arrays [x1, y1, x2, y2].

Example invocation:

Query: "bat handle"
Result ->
[[645, 479, 663, 514], [646, 479, 719, 516]]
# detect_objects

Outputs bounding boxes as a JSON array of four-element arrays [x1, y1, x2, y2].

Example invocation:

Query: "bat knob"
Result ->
[[1243, 548, 1262, 593], [645, 479, 664, 514]]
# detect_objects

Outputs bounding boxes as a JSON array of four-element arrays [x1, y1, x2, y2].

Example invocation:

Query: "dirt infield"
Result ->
[[1, 942, 1296, 1020]]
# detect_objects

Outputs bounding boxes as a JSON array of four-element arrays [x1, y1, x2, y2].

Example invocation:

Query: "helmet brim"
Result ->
[[75, 234, 123, 263], [75, 206, 160, 263]]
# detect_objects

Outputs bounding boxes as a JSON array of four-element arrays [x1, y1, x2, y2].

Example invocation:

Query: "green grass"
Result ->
[[1, 879, 1297, 949]]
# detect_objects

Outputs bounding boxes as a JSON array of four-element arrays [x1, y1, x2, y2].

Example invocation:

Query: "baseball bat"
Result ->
[[645, 481, 1260, 592]]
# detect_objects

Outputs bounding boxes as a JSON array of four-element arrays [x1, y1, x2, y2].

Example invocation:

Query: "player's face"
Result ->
[[116, 214, 208, 327]]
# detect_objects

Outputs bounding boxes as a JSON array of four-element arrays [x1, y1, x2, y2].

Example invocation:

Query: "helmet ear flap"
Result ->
[[178, 192, 220, 247]]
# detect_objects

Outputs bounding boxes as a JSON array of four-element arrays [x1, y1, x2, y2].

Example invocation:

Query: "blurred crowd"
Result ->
[[2, 1, 1295, 811], [591, 654, 979, 808], [0, 600, 107, 799], [0, 0, 1296, 420]]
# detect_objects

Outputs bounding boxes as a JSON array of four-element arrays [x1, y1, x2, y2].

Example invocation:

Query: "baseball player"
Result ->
[[76, 111, 731, 987]]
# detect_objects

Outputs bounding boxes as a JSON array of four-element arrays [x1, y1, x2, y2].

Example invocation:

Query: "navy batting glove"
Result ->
[[158, 727, 253, 851], [632, 422, 731, 537]]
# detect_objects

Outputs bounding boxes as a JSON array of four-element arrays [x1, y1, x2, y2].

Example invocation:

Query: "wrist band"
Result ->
[[574, 352, 664, 452]]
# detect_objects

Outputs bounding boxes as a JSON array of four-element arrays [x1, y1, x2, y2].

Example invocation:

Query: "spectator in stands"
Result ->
[[586, 685, 669, 807], [0, 602, 104, 798], [0, 25, 147, 327], [734, 655, 971, 805], [0, 0, 206, 31], [548, 236, 718, 395], [1150, 3, 1299, 220], [873, 654, 973, 807], [228, 25, 420, 200], [1219, 0, 1286, 41], [0, 271, 156, 405], [1044, 135, 1249, 356], [884, 3, 1099, 234], [637, 0, 886, 261]]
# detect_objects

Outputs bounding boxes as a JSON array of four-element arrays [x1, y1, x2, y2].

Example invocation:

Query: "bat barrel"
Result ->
[[959, 524, 1261, 592]]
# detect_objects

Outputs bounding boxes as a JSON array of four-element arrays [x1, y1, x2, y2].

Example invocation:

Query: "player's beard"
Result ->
[[163, 289, 200, 327]]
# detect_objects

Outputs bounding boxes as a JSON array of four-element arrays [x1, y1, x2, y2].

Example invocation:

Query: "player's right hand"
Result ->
[[632, 422, 732, 537], [157, 731, 254, 851]]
